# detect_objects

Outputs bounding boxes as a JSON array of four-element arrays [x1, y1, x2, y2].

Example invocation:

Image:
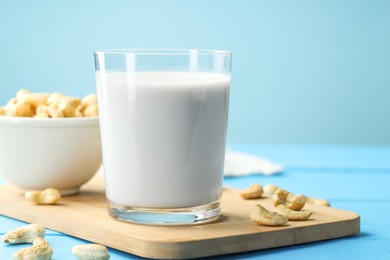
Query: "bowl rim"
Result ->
[[0, 116, 99, 127]]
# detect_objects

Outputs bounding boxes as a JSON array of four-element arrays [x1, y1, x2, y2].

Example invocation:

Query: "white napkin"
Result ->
[[224, 148, 283, 176]]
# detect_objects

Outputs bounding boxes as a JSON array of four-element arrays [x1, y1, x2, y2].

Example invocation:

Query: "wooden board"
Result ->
[[0, 177, 360, 259]]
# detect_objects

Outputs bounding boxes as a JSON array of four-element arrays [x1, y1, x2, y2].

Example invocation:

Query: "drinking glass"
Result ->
[[94, 49, 231, 225]]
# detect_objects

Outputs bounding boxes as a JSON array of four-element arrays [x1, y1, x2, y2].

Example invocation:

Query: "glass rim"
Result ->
[[94, 48, 231, 56]]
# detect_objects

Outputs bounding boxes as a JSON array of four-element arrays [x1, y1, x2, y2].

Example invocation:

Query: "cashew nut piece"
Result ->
[[276, 204, 312, 221], [72, 244, 110, 260], [13, 237, 53, 260], [250, 204, 288, 226], [272, 189, 306, 210], [2, 223, 45, 244], [240, 184, 263, 199], [25, 188, 61, 205]]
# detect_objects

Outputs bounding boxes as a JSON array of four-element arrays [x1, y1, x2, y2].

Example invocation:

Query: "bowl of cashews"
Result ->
[[0, 89, 102, 195]]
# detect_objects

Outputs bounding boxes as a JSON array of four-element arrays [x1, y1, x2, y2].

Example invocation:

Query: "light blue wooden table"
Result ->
[[1, 144, 389, 259]]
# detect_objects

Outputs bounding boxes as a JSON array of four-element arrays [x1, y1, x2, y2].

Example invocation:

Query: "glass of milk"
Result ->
[[94, 49, 231, 225]]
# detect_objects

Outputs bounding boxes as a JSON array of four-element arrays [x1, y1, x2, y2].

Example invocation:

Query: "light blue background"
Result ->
[[0, 0, 389, 145]]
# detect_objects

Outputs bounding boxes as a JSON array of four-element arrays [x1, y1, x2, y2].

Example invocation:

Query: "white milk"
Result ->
[[96, 71, 230, 208]]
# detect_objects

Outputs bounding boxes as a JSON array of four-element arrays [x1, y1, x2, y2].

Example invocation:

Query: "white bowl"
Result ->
[[0, 117, 102, 195]]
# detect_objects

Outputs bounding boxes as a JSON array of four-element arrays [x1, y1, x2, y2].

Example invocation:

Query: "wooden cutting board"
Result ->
[[0, 177, 360, 259]]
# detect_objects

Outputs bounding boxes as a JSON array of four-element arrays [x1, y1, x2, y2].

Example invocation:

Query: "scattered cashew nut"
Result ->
[[250, 204, 288, 226], [272, 188, 306, 210], [276, 204, 312, 221], [240, 184, 263, 199], [264, 184, 330, 206], [12, 237, 53, 260], [2, 223, 45, 244], [304, 196, 331, 207], [72, 244, 110, 260], [263, 184, 278, 196], [25, 188, 61, 205]]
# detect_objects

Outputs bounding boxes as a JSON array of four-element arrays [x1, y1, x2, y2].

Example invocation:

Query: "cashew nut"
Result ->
[[56, 97, 81, 117], [25, 188, 61, 205], [72, 244, 110, 260], [13, 237, 53, 260], [4, 100, 34, 117], [264, 184, 330, 206], [75, 109, 83, 118], [250, 204, 288, 226], [240, 184, 263, 199], [2, 223, 45, 244], [305, 196, 331, 207], [82, 104, 99, 118], [46, 93, 65, 107], [272, 188, 306, 210], [263, 184, 279, 196], [16, 89, 31, 100], [17, 90, 50, 110], [47, 93, 81, 117], [36, 105, 64, 118], [276, 204, 312, 221], [35, 112, 50, 118], [80, 94, 98, 110], [287, 195, 306, 210]]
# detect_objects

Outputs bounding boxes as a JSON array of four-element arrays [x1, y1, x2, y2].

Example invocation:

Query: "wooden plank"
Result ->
[[0, 177, 360, 259]]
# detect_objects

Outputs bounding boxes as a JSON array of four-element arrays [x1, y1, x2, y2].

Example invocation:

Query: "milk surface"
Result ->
[[96, 71, 230, 208]]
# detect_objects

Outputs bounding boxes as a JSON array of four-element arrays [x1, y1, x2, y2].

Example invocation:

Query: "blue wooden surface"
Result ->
[[1, 144, 389, 259]]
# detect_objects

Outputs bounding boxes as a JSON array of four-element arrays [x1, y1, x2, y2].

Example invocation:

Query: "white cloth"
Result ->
[[224, 148, 283, 176]]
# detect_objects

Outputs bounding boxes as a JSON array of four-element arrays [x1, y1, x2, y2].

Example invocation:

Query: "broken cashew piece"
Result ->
[[25, 188, 61, 205], [13, 237, 53, 260], [272, 189, 306, 211], [276, 204, 312, 221], [240, 184, 263, 199], [2, 223, 45, 244], [72, 244, 110, 260], [250, 204, 288, 226]]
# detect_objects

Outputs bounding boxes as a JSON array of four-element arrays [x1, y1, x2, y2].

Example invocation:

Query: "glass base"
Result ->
[[107, 200, 221, 226]]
